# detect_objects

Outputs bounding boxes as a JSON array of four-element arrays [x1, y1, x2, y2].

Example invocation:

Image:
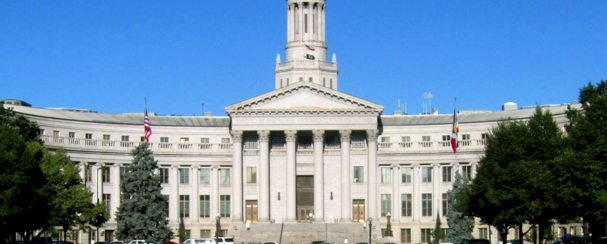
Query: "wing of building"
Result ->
[[2, 0, 581, 243]]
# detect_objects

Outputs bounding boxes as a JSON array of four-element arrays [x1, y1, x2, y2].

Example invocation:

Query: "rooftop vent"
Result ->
[[203, 112, 212, 117], [0, 99, 32, 107], [502, 102, 518, 111]]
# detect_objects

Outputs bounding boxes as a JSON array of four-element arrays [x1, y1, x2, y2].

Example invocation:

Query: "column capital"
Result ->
[[231, 130, 243, 143], [366, 129, 378, 141], [412, 163, 420, 168], [432, 162, 440, 167], [112, 163, 122, 168], [339, 129, 351, 141], [211, 165, 220, 169], [285, 130, 297, 142], [257, 130, 270, 142], [392, 163, 400, 169], [312, 130, 325, 142], [171, 164, 179, 169], [192, 165, 201, 169]]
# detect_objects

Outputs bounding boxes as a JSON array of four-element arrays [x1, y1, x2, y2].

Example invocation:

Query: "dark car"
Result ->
[[461, 239, 490, 244], [310, 241, 326, 244]]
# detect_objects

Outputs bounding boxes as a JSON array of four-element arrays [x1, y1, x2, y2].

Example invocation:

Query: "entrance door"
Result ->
[[245, 200, 258, 223], [352, 199, 365, 223], [296, 176, 314, 222]]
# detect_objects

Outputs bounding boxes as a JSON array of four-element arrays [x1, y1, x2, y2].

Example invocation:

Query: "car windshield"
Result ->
[[223, 239, 234, 243], [467, 240, 490, 244]]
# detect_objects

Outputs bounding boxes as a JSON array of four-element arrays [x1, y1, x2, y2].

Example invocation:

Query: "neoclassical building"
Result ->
[[4, 0, 580, 243]]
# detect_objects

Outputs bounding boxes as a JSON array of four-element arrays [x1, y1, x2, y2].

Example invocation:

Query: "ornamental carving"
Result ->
[[412, 163, 420, 168], [312, 130, 325, 142], [339, 129, 351, 142], [366, 129, 378, 141], [258, 130, 270, 142], [285, 130, 298, 142], [231, 130, 243, 143]]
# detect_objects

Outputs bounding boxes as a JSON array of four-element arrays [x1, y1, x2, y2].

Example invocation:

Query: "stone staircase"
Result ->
[[232, 222, 375, 244]]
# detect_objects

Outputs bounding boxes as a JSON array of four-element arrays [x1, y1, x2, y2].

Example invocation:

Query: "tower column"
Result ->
[[258, 130, 270, 222], [340, 129, 352, 222], [367, 129, 378, 219], [313, 129, 325, 222], [112, 164, 121, 221], [231, 130, 244, 222], [298, 4, 304, 42], [285, 130, 297, 222], [170, 165, 179, 223], [321, 5, 326, 42]]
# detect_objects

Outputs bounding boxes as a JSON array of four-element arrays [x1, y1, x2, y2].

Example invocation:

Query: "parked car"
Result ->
[[461, 239, 490, 244], [163, 242, 179, 244], [217, 238, 234, 244], [33, 237, 53, 244], [262, 242, 278, 244], [110, 241, 125, 244], [127, 240, 147, 244], [95, 242, 110, 244]]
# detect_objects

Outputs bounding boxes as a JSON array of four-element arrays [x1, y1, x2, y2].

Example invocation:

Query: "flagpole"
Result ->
[[454, 97, 458, 169]]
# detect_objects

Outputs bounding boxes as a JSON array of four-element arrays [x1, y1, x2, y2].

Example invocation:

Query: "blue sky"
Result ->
[[1, 1, 605, 116]]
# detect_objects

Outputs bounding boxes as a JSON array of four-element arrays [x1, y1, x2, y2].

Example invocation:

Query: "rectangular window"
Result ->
[[179, 195, 190, 218], [442, 166, 452, 182], [184, 230, 190, 239], [479, 228, 488, 239], [199, 168, 210, 185], [421, 229, 433, 244], [422, 167, 432, 183], [68, 132, 75, 138], [103, 194, 111, 214], [353, 166, 364, 183], [120, 166, 127, 180], [381, 167, 392, 184], [220, 195, 231, 217], [103, 134, 110, 141], [323, 78, 326, 87], [422, 136, 431, 142], [200, 137, 209, 144], [381, 137, 390, 142], [401, 167, 411, 183], [401, 229, 411, 243], [200, 230, 211, 238], [246, 167, 257, 183], [179, 168, 190, 184], [482, 133, 489, 139], [221, 138, 230, 144], [160, 168, 169, 184], [381, 194, 391, 217], [121, 136, 129, 142], [442, 193, 450, 216], [40, 129, 45, 136], [401, 136, 410, 142], [422, 193, 432, 216], [102, 166, 111, 183], [305, 14, 308, 33], [85, 133, 92, 139], [160, 137, 169, 143], [401, 194, 412, 217], [462, 134, 471, 140], [85, 165, 92, 182], [463, 165, 472, 181], [200, 195, 210, 218], [220, 168, 231, 185], [442, 135, 451, 141], [180, 137, 189, 143], [53, 130, 60, 137], [164, 194, 170, 216]]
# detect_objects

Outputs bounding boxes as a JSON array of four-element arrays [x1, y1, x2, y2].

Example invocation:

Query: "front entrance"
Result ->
[[245, 200, 258, 223], [352, 199, 365, 223], [296, 176, 314, 222]]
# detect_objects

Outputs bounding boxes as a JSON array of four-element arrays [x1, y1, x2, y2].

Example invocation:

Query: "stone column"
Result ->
[[97, 163, 105, 204], [433, 163, 440, 219], [471, 162, 478, 179], [321, 5, 326, 42], [287, 5, 292, 42], [367, 129, 378, 220], [392, 164, 400, 222], [231, 130, 243, 222], [192, 166, 200, 223], [312, 129, 325, 222], [340, 129, 352, 222], [285, 130, 297, 222], [212, 166, 220, 222], [412, 163, 420, 221], [258, 130, 270, 222], [170, 165, 179, 223], [112, 164, 121, 221]]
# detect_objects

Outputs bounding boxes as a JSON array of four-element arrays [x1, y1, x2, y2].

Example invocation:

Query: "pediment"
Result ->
[[225, 81, 383, 115]]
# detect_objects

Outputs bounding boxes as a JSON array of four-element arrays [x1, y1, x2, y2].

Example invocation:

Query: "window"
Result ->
[[220, 195, 231, 217], [183, 230, 190, 239], [381, 137, 390, 143], [103, 194, 111, 214], [200, 230, 211, 238], [200, 195, 210, 218], [462, 165, 472, 181], [199, 168, 210, 185], [381, 167, 392, 184], [121, 136, 129, 141], [140, 136, 145, 142], [442, 166, 452, 182], [103, 134, 110, 141], [102, 166, 110, 183], [53, 130, 60, 137], [200, 137, 209, 144], [421, 229, 433, 244], [401, 167, 411, 183], [401, 194, 412, 217], [160, 137, 169, 143], [160, 168, 169, 184], [220, 168, 231, 185], [68, 132, 75, 138], [120, 166, 127, 180], [179, 168, 190, 184], [85, 165, 92, 182], [442, 193, 450, 216], [309, 77, 312, 82], [482, 133, 489, 139], [479, 228, 488, 239], [163, 194, 170, 216], [442, 135, 451, 141], [401, 229, 411, 243], [221, 138, 230, 144], [401, 136, 410, 142], [422, 136, 431, 142], [179, 195, 190, 218], [286, 78, 289, 85], [422, 193, 432, 216], [381, 194, 391, 217], [180, 137, 189, 143], [323, 78, 326, 87], [422, 167, 432, 183], [40, 129, 45, 136], [304, 14, 308, 33], [246, 167, 257, 183], [462, 134, 470, 140], [329, 78, 333, 89], [85, 133, 92, 139], [353, 166, 364, 182]]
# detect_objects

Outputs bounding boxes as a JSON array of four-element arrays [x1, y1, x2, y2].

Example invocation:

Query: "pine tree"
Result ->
[[115, 143, 173, 242], [446, 171, 474, 244]]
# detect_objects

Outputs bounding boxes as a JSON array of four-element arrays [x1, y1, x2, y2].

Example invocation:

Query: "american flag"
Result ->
[[305, 44, 315, 51], [451, 99, 459, 154], [144, 107, 152, 142]]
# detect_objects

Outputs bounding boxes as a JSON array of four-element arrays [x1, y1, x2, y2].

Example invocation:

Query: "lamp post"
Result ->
[[367, 217, 373, 244], [215, 215, 221, 244], [385, 212, 393, 237]]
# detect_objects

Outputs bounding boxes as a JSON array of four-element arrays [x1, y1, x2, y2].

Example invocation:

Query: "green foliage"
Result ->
[[432, 213, 445, 244], [447, 171, 474, 244], [115, 143, 173, 242]]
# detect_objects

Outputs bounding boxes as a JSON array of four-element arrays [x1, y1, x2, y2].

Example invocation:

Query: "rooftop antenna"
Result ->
[[201, 103, 205, 116], [397, 99, 401, 111], [424, 92, 433, 114], [404, 83, 408, 115]]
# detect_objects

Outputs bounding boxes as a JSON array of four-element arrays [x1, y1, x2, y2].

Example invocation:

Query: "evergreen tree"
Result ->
[[432, 211, 445, 244], [446, 171, 474, 244], [115, 143, 173, 242]]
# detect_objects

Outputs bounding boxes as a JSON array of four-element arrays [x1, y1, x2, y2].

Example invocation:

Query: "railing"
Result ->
[[325, 143, 340, 150], [41, 136, 234, 153], [460, 140, 471, 146], [297, 144, 313, 150], [178, 143, 193, 149], [477, 139, 487, 146], [378, 142, 392, 149], [398, 142, 412, 148], [419, 141, 433, 148], [439, 141, 451, 147], [276, 60, 337, 69]]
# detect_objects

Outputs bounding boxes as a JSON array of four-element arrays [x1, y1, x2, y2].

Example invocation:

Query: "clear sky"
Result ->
[[1, 1, 605, 116]]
